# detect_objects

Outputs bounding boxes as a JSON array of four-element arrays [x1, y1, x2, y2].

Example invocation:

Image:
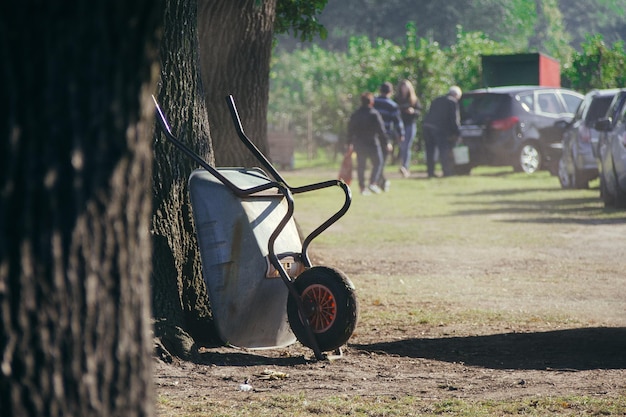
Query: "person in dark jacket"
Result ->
[[347, 92, 389, 195], [422, 86, 462, 177], [374, 82, 405, 191]]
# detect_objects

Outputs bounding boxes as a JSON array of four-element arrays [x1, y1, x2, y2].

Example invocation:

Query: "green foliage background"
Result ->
[[270, 0, 626, 152]]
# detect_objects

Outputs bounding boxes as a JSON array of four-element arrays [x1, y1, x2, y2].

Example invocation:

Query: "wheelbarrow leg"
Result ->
[[266, 184, 327, 360], [272, 260, 326, 360]]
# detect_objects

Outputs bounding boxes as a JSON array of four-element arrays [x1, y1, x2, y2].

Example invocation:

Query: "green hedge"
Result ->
[[270, 28, 626, 154]]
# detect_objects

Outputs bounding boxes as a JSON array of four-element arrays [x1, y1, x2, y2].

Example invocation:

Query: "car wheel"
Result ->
[[516, 142, 542, 174], [287, 266, 358, 352], [572, 167, 589, 189], [454, 163, 472, 176], [557, 157, 572, 188], [615, 189, 626, 208], [610, 155, 626, 208], [600, 174, 615, 207]]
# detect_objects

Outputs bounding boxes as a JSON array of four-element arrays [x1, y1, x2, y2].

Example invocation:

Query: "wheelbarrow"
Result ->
[[152, 95, 358, 360]]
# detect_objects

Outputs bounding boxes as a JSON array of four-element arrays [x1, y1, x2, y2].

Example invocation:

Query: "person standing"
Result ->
[[395, 79, 422, 178], [422, 86, 462, 177], [347, 92, 389, 195], [374, 82, 405, 191]]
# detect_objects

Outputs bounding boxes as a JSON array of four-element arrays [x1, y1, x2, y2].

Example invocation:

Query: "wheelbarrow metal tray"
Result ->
[[188, 168, 300, 349]]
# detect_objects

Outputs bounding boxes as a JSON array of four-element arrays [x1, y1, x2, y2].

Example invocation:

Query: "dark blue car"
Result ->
[[459, 86, 583, 175]]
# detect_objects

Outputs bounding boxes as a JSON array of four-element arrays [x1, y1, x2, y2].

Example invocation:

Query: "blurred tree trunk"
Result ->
[[0, 2, 162, 416], [151, 0, 218, 358], [198, 0, 277, 167]]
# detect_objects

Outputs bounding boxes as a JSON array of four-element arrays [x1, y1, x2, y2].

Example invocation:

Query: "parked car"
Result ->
[[458, 86, 583, 175], [557, 89, 619, 189], [594, 89, 626, 207]]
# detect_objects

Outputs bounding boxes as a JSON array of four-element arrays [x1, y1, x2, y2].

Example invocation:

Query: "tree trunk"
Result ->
[[1, 2, 162, 416], [198, 0, 277, 167], [151, 0, 218, 356], [149, 0, 279, 358]]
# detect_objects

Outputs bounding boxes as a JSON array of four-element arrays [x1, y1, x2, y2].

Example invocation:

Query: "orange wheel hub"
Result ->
[[301, 284, 337, 333]]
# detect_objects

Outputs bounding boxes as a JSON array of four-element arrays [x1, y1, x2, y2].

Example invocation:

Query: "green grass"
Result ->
[[287, 159, 625, 321], [288, 160, 623, 253], [158, 394, 626, 416]]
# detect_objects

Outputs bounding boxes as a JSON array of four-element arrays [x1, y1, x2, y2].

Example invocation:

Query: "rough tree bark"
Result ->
[[1, 2, 162, 416], [151, 0, 218, 359], [149, 0, 279, 358], [198, 0, 277, 167]]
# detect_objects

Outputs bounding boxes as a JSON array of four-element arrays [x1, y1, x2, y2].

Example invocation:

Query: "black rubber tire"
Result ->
[[454, 163, 472, 176], [287, 266, 358, 352], [572, 167, 589, 189], [600, 175, 615, 207], [558, 157, 572, 188], [615, 189, 626, 208]]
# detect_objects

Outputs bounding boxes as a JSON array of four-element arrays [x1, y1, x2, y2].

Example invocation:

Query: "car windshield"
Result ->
[[585, 95, 614, 125], [460, 93, 511, 124], [561, 92, 583, 113]]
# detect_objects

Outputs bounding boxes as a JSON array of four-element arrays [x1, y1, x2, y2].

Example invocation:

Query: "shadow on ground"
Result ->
[[352, 327, 626, 370], [197, 348, 309, 367], [448, 187, 626, 224]]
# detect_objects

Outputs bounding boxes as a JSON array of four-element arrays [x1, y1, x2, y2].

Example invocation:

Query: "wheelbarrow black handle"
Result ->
[[154, 95, 351, 264], [295, 180, 352, 267], [225, 95, 352, 267], [226, 95, 288, 186], [153, 95, 281, 198]]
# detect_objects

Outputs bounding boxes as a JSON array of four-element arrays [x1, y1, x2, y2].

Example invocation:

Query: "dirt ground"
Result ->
[[154, 171, 626, 409]]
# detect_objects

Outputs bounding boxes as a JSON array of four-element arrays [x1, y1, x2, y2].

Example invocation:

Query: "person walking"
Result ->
[[422, 86, 462, 177], [374, 82, 404, 191], [347, 92, 389, 195], [395, 79, 422, 178]]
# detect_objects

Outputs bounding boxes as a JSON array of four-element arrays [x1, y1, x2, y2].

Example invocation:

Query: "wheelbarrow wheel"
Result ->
[[287, 266, 358, 352]]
